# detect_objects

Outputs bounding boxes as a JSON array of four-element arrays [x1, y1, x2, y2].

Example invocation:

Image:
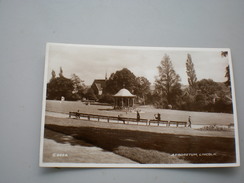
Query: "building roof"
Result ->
[[95, 83, 103, 91], [91, 79, 106, 91], [113, 88, 136, 97]]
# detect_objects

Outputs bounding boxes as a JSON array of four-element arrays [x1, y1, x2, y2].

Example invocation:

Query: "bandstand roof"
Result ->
[[113, 88, 136, 97]]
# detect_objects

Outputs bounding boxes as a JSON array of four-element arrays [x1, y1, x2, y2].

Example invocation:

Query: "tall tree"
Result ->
[[71, 74, 85, 93], [224, 65, 231, 88], [51, 70, 56, 81], [71, 74, 86, 99], [186, 53, 197, 93], [155, 54, 182, 108], [59, 67, 64, 77], [221, 51, 231, 90]]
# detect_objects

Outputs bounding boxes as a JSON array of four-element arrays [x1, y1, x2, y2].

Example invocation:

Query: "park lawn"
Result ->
[[44, 116, 236, 164], [43, 100, 237, 164], [45, 100, 235, 125], [45, 116, 234, 138], [45, 123, 236, 164]]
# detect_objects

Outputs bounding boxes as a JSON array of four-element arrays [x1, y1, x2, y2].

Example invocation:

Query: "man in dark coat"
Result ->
[[188, 116, 192, 128], [137, 111, 140, 122]]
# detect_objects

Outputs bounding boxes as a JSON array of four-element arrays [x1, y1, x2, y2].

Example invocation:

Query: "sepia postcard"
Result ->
[[40, 43, 240, 168]]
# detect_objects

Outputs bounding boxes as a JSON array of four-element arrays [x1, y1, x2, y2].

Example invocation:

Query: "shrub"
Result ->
[[198, 125, 230, 131]]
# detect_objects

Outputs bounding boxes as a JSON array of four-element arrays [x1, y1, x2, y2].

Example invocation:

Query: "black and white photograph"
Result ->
[[39, 43, 239, 168]]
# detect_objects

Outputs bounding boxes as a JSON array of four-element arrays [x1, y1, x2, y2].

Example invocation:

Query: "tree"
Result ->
[[195, 79, 221, 98], [71, 74, 86, 99], [47, 68, 85, 101], [59, 67, 64, 77], [186, 53, 197, 93], [47, 76, 74, 100], [51, 70, 56, 81], [104, 68, 137, 94], [224, 65, 231, 88], [221, 51, 231, 89], [85, 88, 97, 100], [134, 76, 151, 104], [194, 79, 232, 112], [155, 54, 182, 108]]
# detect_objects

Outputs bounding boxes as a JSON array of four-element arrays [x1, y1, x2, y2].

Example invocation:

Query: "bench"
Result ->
[[69, 112, 82, 119], [149, 120, 169, 126], [69, 112, 96, 120], [169, 120, 187, 127], [69, 112, 187, 128], [123, 117, 148, 125], [69, 112, 148, 124]]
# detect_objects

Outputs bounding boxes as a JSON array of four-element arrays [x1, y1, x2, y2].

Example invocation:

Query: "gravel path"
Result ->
[[45, 114, 235, 138]]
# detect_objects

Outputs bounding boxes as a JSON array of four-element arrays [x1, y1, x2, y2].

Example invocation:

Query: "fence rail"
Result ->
[[69, 112, 187, 127]]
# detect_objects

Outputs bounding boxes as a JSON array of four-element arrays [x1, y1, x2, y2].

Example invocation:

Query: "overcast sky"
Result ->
[[46, 43, 231, 86]]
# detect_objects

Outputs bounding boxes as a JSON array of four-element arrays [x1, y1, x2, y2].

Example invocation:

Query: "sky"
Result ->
[[46, 43, 231, 86]]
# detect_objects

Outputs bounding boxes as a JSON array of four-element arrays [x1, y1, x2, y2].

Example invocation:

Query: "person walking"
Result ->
[[136, 110, 140, 123], [188, 116, 192, 128]]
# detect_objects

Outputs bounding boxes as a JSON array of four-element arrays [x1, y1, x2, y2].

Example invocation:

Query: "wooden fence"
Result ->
[[69, 112, 187, 127]]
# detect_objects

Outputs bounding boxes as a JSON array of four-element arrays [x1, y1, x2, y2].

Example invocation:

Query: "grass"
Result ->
[[43, 100, 236, 164], [45, 100, 234, 126], [114, 146, 188, 164], [45, 123, 236, 164], [43, 129, 138, 164]]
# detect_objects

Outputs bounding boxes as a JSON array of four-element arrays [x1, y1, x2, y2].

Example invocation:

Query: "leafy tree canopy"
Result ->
[[104, 68, 137, 94], [47, 76, 74, 100], [134, 76, 151, 98], [47, 69, 86, 101]]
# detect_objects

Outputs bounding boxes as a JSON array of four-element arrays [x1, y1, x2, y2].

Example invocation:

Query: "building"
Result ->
[[91, 79, 106, 96]]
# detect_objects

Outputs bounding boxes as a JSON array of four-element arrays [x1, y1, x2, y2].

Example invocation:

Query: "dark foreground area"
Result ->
[[45, 124, 236, 164]]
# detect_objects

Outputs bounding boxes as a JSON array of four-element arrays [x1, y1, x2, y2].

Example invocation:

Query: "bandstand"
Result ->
[[113, 88, 136, 109]]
